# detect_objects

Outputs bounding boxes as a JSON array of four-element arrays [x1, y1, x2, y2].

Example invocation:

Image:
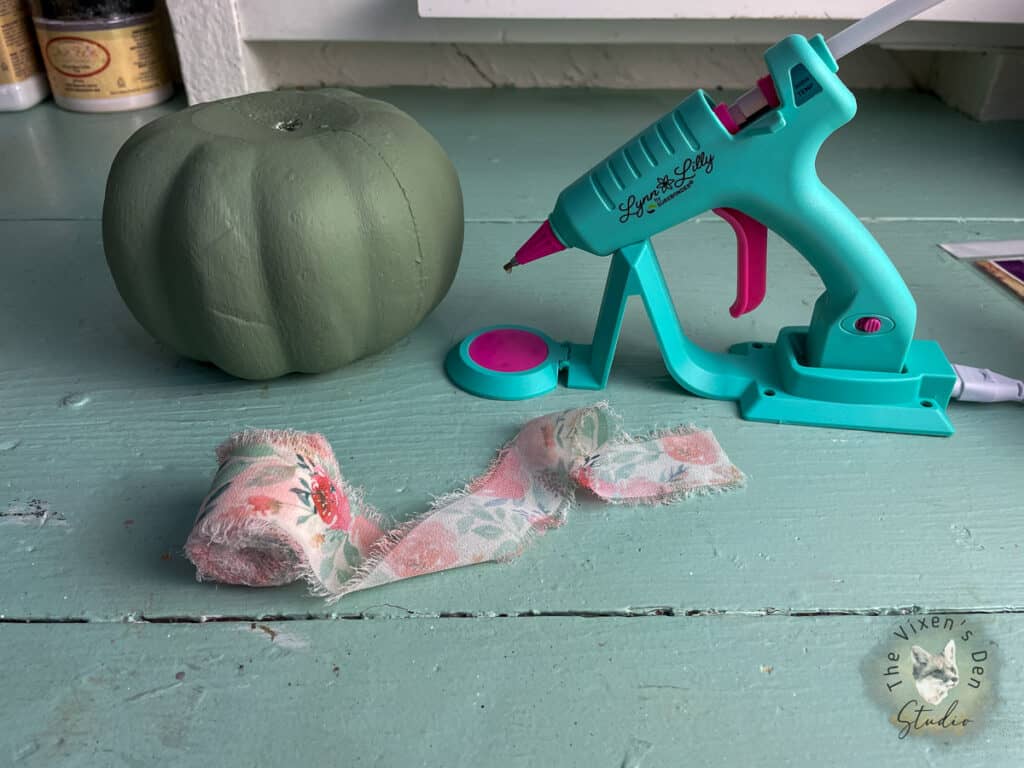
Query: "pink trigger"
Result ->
[[713, 207, 768, 318]]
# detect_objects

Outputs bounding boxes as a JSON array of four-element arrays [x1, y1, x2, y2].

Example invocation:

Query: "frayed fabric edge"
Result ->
[[190, 403, 745, 602]]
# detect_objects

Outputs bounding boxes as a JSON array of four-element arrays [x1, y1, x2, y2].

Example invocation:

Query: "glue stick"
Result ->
[[0, 0, 49, 110], [32, 0, 173, 112]]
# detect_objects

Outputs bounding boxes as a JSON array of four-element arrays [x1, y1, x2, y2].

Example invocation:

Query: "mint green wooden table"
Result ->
[[1, 88, 1022, 766]]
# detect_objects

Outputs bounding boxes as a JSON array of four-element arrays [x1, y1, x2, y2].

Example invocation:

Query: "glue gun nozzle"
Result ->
[[506, 220, 566, 272]]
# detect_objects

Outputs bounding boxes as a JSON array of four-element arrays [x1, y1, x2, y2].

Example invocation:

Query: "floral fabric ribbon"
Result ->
[[185, 404, 744, 600]]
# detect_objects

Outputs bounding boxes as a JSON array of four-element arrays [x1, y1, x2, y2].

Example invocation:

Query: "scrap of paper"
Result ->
[[972, 258, 1024, 302], [184, 404, 744, 600], [940, 240, 1024, 303], [939, 240, 1024, 261]]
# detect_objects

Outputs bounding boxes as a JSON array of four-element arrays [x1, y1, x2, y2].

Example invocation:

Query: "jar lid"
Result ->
[[32, 0, 156, 21]]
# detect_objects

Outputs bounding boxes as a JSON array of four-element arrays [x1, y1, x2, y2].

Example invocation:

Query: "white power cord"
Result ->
[[951, 364, 1024, 403]]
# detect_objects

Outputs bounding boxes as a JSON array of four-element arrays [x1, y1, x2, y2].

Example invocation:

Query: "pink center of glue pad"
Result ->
[[468, 329, 549, 372]]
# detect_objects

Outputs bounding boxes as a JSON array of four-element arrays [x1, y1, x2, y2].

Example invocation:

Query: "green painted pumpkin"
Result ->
[[103, 88, 463, 380]]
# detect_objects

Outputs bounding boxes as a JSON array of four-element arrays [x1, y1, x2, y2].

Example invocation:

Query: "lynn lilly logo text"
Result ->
[[870, 615, 995, 740], [616, 152, 715, 223]]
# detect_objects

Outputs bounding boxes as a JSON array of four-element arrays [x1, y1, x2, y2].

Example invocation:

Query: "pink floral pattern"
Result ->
[[661, 432, 720, 465], [247, 495, 280, 514], [470, 451, 527, 499], [349, 516, 385, 556], [386, 521, 459, 578], [185, 405, 744, 600], [311, 469, 350, 530]]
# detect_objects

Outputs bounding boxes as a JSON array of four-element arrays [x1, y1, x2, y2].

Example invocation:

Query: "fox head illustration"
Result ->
[[911, 639, 959, 705]]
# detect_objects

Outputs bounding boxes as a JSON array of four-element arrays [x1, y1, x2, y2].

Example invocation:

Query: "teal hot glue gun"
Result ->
[[446, 0, 961, 436]]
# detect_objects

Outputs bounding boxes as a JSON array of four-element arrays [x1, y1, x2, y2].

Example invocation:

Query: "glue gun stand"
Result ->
[[447, 34, 957, 436], [446, 240, 955, 436]]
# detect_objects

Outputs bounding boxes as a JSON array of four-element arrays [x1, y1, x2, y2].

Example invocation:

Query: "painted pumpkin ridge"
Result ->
[[103, 88, 463, 380]]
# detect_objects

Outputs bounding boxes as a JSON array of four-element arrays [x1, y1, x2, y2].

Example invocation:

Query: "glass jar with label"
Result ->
[[32, 0, 173, 112]]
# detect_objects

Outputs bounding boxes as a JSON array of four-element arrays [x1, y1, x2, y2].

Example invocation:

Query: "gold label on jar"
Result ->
[[35, 18, 170, 100], [0, 0, 43, 85]]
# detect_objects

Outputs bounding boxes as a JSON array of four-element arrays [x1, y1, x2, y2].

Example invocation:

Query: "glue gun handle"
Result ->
[[753, 175, 915, 372]]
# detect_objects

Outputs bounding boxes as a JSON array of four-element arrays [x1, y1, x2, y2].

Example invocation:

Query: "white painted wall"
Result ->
[[164, 0, 1024, 119], [239, 0, 1024, 46], [419, 0, 1022, 22], [251, 42, 930, 90], [165, 0, 268, 99]]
